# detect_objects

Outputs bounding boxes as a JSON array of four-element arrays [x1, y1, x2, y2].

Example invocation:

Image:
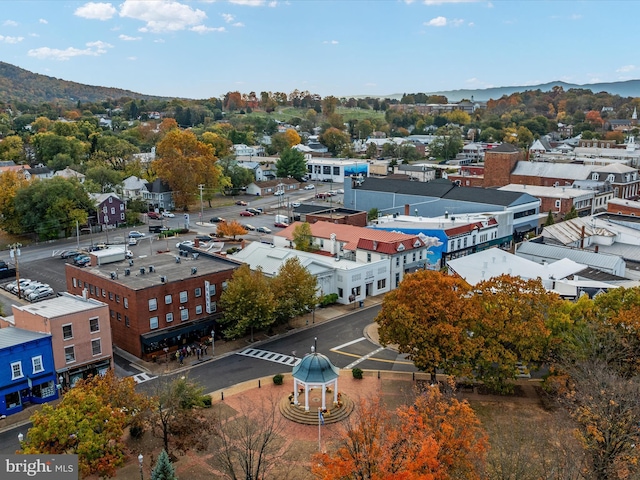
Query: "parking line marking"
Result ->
[[332, 337, 366, 351], [345, 347, 387, 369]]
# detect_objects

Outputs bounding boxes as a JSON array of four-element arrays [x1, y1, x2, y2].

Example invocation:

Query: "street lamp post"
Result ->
[[211, 330, 215, 356], [138, 453, 144, 480], [8, 243, 22, 298]]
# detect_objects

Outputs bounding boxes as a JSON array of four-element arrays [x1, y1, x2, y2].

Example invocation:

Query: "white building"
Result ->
[[306, 158, 369, 183]]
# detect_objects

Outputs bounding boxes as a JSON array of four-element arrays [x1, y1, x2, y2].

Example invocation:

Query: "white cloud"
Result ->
[[154, 38, 165, 43], [190, 25, 225, 33], [229, 0, 265, 5], [120, 0, 207, 33], [268, 1, 278, 6], [222, 13, 234, 23], [74, 2, 117, 21], [232, 22, 244, 27], [3, 20, 18, 27], [364, 82, 377, 87], [39, 19, 48, 24], [570, 14, 582, 20], [423, 0, 478, 4], [617, 65, 637, 73], [450, 18, 464, 27], [424, 16, 447, 27], [0, 35, 24, 44], [28, 40, 113, 61], [29, 33, 39, 37], [119, 34, 142, 41], [127, 56, 137, 60], [323, 40, 338, 45]]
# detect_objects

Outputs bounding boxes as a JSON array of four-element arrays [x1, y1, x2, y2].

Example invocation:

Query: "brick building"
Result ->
[[482, 143, 525, 188], [65, 251, 239, 360]]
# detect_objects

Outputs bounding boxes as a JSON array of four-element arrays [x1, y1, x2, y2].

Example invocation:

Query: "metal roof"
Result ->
[[511, 162, 593, 180], [0, 327, 50, 349], [14, 293, 107, 319], [292, 352, 339, 383], [516, 242, 624, 271]]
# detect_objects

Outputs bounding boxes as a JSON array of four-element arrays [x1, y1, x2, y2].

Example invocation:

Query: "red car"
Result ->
[[236, 200, 248, 206], [239, 210, 254, 217], [148, 211, 161, 219], [274, 222, 288, 228]]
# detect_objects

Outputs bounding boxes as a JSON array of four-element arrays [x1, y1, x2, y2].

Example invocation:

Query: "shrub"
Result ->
[[319, 293, 339, 307], [129, 422, 145, 439], [227, 247, 239, 254], [273, 374, 284, 385], [201, 395, 212, 407], [352, 368, 363, 379]]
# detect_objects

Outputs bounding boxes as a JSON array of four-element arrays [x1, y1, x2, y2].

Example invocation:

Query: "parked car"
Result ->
[[336, 188, 344, 194], [128, 238, 137, 246], [241, 224, 256, 231], [315, 192, 330, 199], [5, 279, 30, 293], [274, 222, 288, 228], [196, 235, 214, 242], [147, 211, 161, 219], [257, 226, 272, 234], [327, 190, 338, 196], [23, 282, 48, 296], [60, 250, 81, 259], [239, 210, 255, 217], [304, 184, 315, 190], [125, 250, 134, 259], [246, 208, 261, 215], [162, 211, 175, 218], [273, 190, 284, 196], [236, 200, 248, 206], [291, 202, 301, 208], [129, 231, 145, 238], [176, 241, 195, 249], [26, 285, 53, 300], [210, 216, 226, 223]]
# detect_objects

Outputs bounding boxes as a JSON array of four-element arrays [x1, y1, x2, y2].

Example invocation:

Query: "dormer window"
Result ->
[[607, 174, 615, 182], [592, 173, 599, 181], [413, 240, 422, 248], [396, 243, 405, 252]]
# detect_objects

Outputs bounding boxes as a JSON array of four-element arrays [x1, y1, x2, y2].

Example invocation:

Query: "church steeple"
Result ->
[[633, 107, 638, 126]]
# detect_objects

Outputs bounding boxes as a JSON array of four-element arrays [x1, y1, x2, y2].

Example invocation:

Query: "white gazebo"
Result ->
[[291, 346, 339, 411]]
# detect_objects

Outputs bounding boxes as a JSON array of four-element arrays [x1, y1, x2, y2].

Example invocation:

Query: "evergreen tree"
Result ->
[[151, 450, 177, 480], [545, 211, 555, 226]]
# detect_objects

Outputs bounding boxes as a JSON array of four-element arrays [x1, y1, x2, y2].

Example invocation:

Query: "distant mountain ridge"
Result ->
[[0, 61, 168, 105], [380, 80, 640, 102]]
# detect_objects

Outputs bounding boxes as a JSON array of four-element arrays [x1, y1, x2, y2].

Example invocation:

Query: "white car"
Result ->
[[176, 241, 195, 249], [128, 238, 137, 246], [304, 184, 315, 190], [162, 211, 175, 218], [337, 188, 344, 194], [291, 202, 301, 208], [273, 190, 284, 196]]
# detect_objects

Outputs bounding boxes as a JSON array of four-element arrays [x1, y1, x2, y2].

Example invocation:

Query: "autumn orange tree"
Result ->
[[313, 387, 488, 480], [216, 220, 247, 240], [375, 270, 476, 383], [470, 275, 556, 393], [22, 371, 151, 478], [153, 129, 228, 210]]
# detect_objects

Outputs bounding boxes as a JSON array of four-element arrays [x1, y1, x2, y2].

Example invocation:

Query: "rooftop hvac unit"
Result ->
[[192, 253, 199, 260], [110, 272, 116, 280], [175, 256, 181, 263], [125, 268, 130, 276], [140, 267, 145, 275], [160, 276, 167, 283], [149, 265, 155, 273], [191, 267, 197, 275], [129, 260, 134, 267]]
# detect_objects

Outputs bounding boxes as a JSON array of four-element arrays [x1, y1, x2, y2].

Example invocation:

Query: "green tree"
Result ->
[[271, 257, 318, 325], [367, 208, 379, 222], [564, 205, 578, 220], [429, 125, 463, 161], [544, 210, 555, 226], [219, 264, 276, 341], [0, 170, 30, 234], [292, 222, 316, 252], [376, 270, 476, 383], [84, 165, 124, 193], [319, 127, 350, 155], [32, 132, 88, 166], [218, 158, 253, 194], [151, 450, 177, 480], [15, 177, 93, 240], [322, 95, 339, 116], [0, 135, 25, 162], [365, 142, 378, 159], [276, 147, 307, 180]]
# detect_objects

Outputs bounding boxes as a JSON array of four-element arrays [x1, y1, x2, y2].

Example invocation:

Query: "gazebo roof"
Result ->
[[292, 352, 339, 384]]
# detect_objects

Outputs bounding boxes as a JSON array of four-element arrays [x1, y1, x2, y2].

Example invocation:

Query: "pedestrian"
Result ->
[[179, 353, 184, 366], [202, 343, 208, 356], [187, 345, 192, 357], [175, 351, 180, 363]]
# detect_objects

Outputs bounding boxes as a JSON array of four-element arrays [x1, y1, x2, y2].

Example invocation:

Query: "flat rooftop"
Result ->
[[67, 250, 238, 290]]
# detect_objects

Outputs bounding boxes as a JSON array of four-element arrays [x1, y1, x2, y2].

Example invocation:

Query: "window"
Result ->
[[377, 279, 386, 289], [180, 291, 188, 303], [123, 297, 128, 308], [150, 317, 159, 329], [109, 196, 113, 203], [117, 312, 122, 322], [149, 298, 158, 311], [102, 289, 106, 297], [338, 288, 343, 298], [195, 287, 202, 297], [72, 278, 77, 288], [210, 302, 217, 313], [120, 212, 125, 221], [166, 312, 173, 323], [90, 285, 95, 295], [395, 257, 400, 267], [62, 324, 73, 340], [64, 346, 76, 364], [110, 310, 115, 319], [366, 253, 371, 263], [109, 292, 114, 300], [180, 308, 189, 321], [110, 207, 115, 214], [91, 339, 102, 356], [555, 200, 561, 208], [32, 355, 44, 374], [208, 284, 216, 296], [125, 315, 130, 327], [116, 295, 120, 303], [195, 305, 203, 315], [120, 204, 124, 211], [89, 317, 99, 333], [165, 294, 172, 305], [11, 361, 23, 380]]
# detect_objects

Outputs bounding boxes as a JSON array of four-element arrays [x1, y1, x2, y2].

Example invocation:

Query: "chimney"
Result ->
[[404, 204, 410, 216], [595, 245, 599, 253], [194, 238, 200, 248], [580, 225, 585, 249]]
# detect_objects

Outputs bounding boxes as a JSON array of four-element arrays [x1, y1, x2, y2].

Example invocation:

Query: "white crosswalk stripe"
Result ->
[[237, 348, 301, 366], [132, 372, 157, 384]]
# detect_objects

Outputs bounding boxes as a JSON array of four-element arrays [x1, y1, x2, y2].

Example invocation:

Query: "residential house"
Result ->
[[5, 293, 113, 389], [246, 178, 300, 196], [144, 179, 174, 212], [91, 193, 126, 228], [54, 167, 85, 183], [122, 175, 149, 201], [65, 251, 239, 359], [233, 144, 265, 157], [0, 327, 58, 417]]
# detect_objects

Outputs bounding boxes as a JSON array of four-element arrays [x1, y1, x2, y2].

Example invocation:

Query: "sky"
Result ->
[[0, 0, 638, 100]]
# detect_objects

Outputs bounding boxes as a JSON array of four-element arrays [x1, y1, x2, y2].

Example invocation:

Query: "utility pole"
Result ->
[[9, 243, 22, 298], [198, 184, 204, 225]]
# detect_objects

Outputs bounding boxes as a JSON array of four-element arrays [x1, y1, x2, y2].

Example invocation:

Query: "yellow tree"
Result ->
[[216, 220, 247, 240], [0, 170, 30, 233], [472, 275, 556, 393], [375, 270, 476, 383], [201, 131, 233, 158], [283, 128, 301, 147], [154, 129, 224, 210]]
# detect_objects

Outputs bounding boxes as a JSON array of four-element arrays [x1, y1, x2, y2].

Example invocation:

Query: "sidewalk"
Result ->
[[0, 294, 386, 434]]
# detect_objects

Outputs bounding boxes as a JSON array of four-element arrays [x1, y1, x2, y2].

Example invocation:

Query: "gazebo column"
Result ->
[[334, 379, 338, 404], [304, 385, 310, 411], [293, 378, 299, 405], [321, 383, 327, 410]]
